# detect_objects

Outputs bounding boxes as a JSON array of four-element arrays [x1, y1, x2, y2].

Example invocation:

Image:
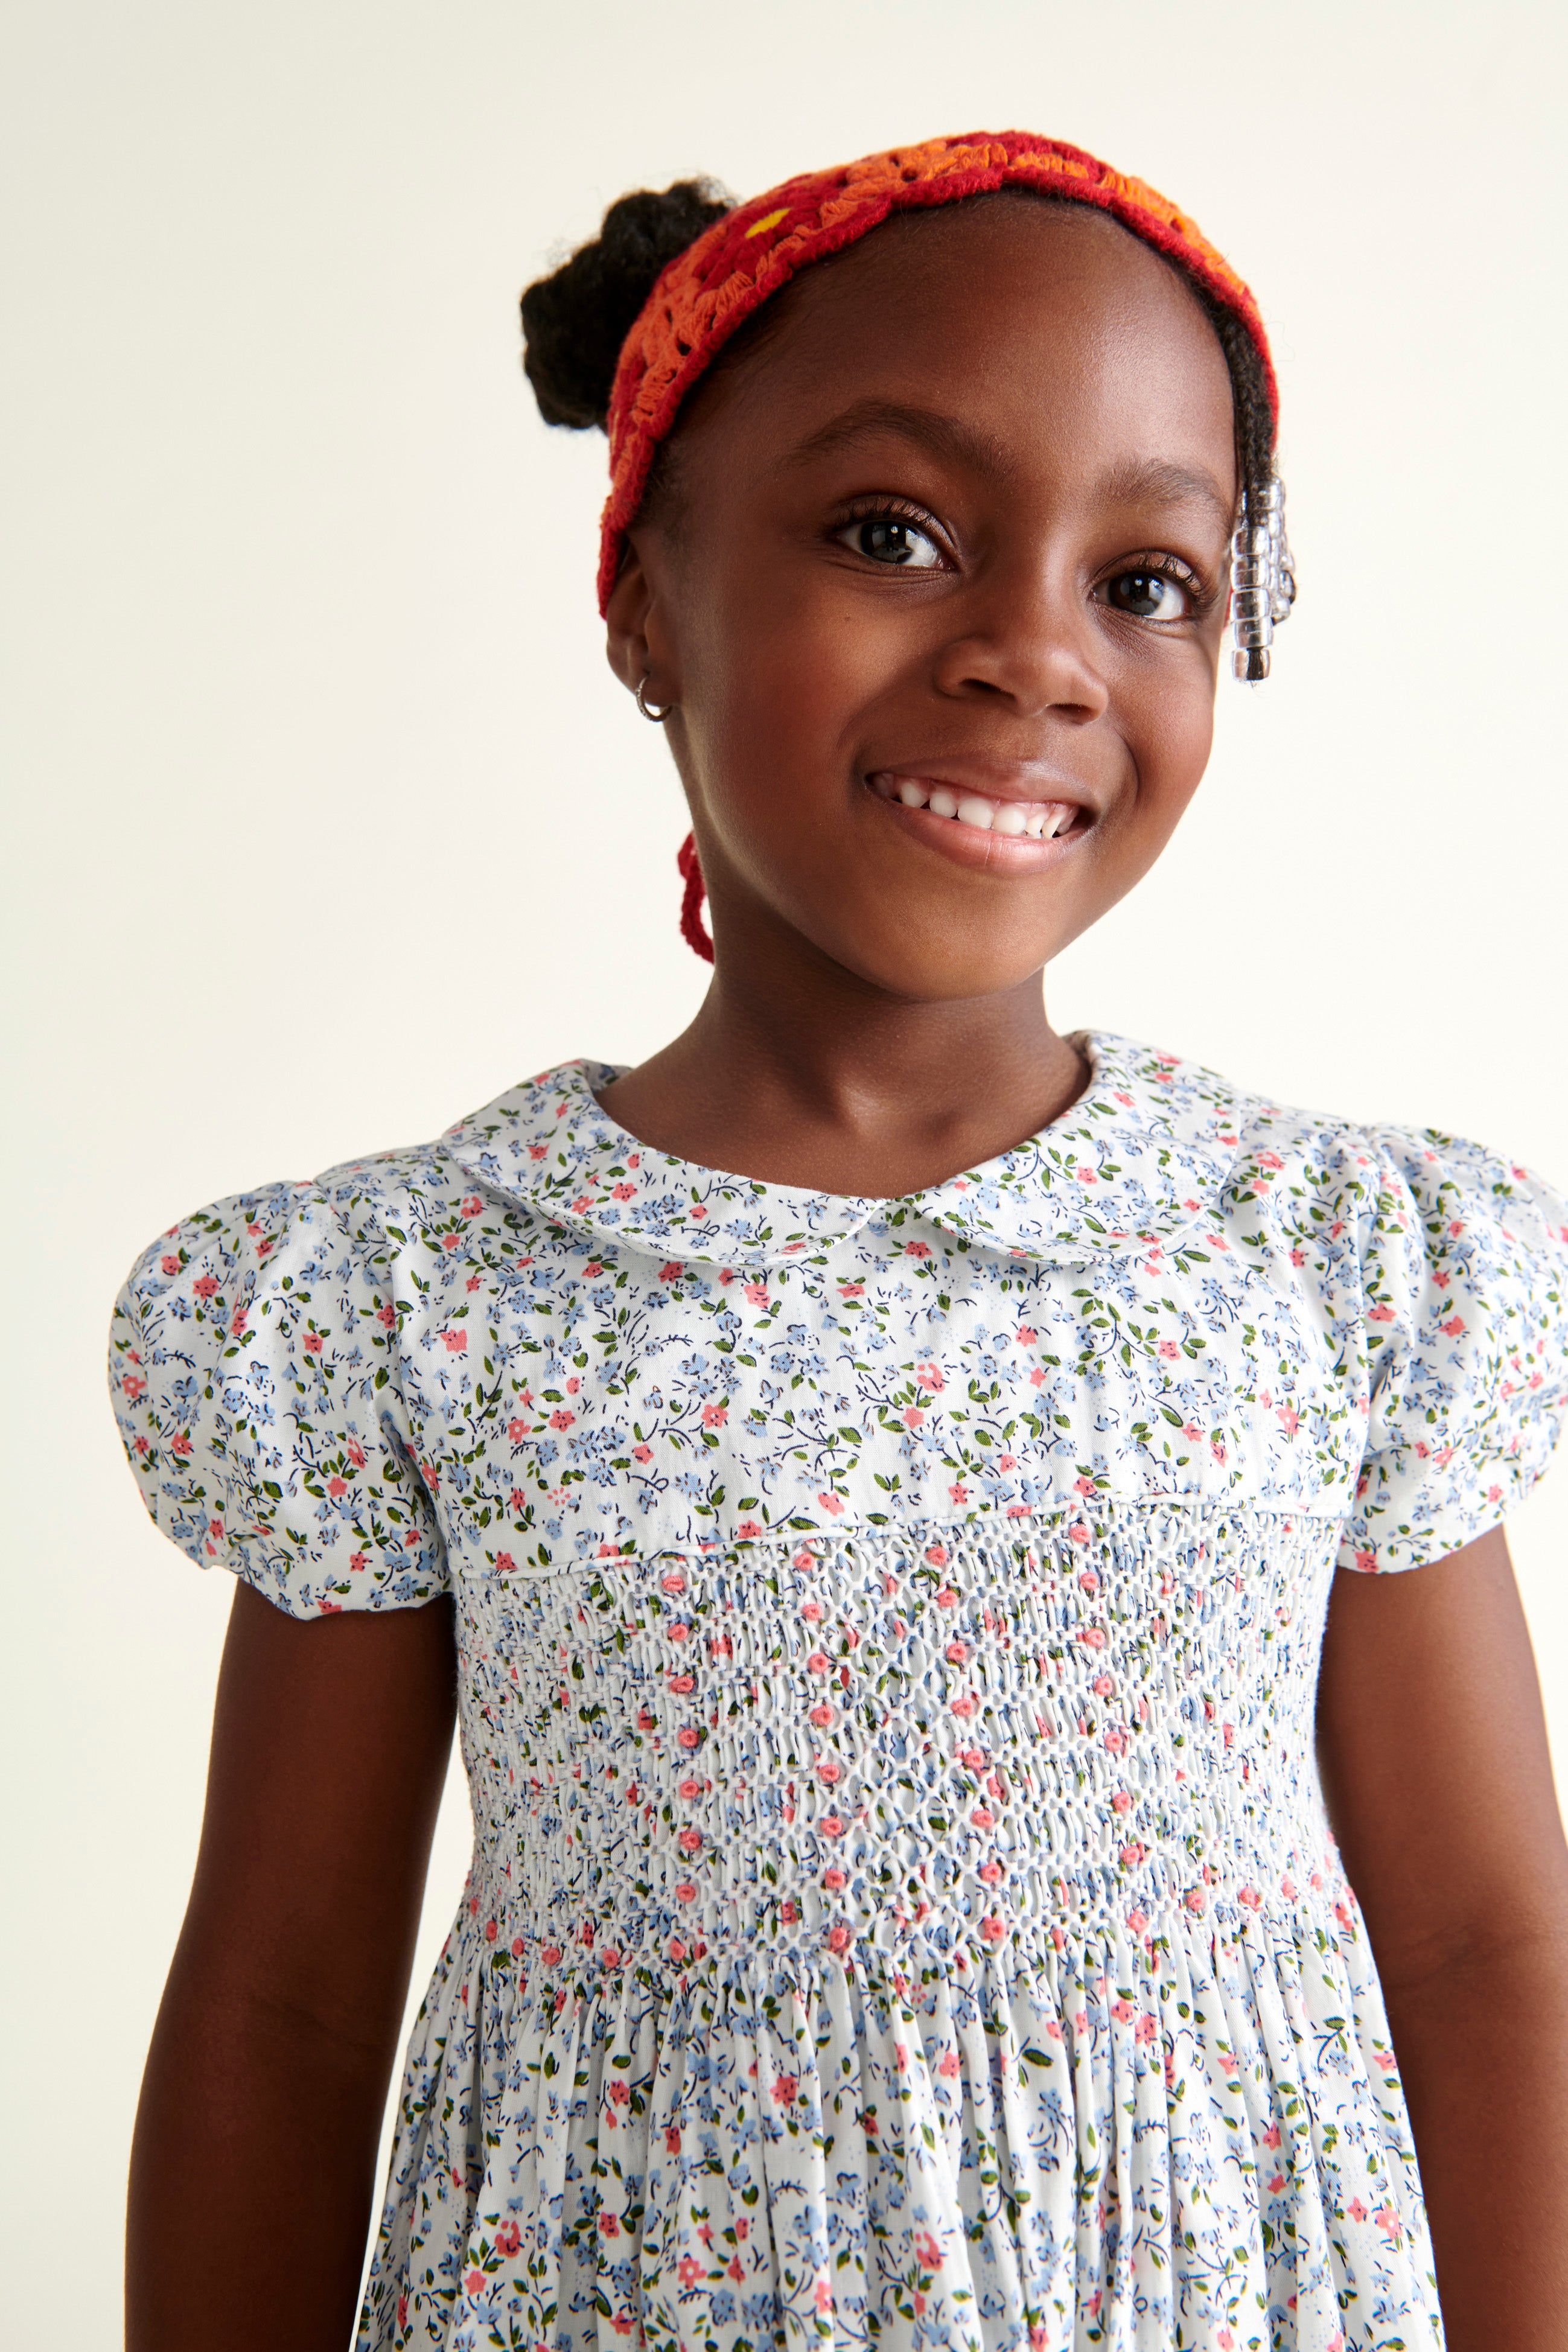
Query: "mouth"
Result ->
[[865, 767, 1093, 866]]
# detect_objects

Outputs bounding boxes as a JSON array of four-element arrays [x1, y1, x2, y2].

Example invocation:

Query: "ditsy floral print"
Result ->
[[109, 1034, 1568, 2351]]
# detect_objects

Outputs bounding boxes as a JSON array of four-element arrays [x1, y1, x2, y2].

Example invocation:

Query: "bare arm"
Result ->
[[126, 1581, 457, 2352], [1318, 1525, 1568, 2346]]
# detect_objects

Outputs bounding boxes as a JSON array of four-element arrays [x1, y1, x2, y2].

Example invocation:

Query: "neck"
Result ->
[[597, 932, 1087, 1198]]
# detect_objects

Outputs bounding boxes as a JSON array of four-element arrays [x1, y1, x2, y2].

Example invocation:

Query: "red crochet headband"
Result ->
[[598, 128, 1275, 613], [599, 130, 1277, 961]]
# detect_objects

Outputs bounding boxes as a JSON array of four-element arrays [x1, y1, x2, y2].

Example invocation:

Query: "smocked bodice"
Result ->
[[462, 1507, 1337, 1973]]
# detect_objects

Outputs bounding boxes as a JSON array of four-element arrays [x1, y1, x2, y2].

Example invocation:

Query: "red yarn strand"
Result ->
[[677, 832, 715, 963]]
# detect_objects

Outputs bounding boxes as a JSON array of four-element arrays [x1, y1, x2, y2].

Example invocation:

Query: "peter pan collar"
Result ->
[[444, 1031, 1241, 1270]]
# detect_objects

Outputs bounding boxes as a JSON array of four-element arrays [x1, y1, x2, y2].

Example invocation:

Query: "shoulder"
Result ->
[[1132, 1040, 1568, 1261]]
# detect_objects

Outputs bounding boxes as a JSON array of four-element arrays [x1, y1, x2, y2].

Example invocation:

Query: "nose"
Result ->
[[929, 564, 1109, 722]]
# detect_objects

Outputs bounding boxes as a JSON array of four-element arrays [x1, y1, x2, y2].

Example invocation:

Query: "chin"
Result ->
[[810, 919, 1054, 1004]]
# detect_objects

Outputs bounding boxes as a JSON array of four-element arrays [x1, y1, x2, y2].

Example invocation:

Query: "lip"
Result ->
[[864, 760, 1097, 873]]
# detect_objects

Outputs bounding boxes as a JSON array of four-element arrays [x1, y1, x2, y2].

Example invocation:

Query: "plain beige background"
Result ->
[[5, 1, 1566, 2339]]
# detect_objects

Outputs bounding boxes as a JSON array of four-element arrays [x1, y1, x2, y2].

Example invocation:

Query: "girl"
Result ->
[[110, 132, 1568, 2352]]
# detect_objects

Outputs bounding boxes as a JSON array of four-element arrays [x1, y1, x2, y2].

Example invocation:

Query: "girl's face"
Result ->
[[609, 197, 1238, 1002]]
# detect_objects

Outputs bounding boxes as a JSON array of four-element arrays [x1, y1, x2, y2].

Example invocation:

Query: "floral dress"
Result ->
[[108, 1032, 1568, 2352]]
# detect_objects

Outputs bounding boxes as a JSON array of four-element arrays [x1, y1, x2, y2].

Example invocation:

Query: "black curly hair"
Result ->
[[520, 176, 1276, 529]]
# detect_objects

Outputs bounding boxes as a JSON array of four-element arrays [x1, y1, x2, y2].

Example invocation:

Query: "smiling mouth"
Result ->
[[868, 771, 1086, 840]]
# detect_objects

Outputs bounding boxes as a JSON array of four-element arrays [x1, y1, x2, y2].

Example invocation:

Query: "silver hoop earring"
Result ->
[[636, 676, 674, 723]]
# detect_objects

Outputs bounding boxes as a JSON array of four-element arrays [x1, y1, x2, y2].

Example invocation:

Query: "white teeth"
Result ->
[[878, 774, 1080, 841]]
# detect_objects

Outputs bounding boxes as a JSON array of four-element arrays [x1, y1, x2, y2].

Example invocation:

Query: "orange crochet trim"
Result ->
[[598, 129, 1275, 611]]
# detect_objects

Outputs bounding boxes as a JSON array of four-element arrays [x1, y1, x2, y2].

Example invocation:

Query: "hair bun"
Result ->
[[521, 179, 733, 432]]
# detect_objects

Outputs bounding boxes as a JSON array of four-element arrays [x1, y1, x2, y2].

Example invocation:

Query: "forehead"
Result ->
[[680, 197, 1237, 490]]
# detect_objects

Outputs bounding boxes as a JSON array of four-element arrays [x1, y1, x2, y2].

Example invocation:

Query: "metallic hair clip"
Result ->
[[1230, 477, 1296, 681]]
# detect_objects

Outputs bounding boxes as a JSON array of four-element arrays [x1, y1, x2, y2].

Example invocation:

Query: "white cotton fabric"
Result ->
[[109, 1033, 1568, 2350]]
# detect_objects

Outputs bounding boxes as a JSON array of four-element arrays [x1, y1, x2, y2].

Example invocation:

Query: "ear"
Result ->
[[605, 534, 681, 706]]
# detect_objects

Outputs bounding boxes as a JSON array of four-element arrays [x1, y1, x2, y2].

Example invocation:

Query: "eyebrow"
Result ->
[[779, 398, 1018, 481], [780, 401, 1235, 527], [1097, 456, 1235, 527]]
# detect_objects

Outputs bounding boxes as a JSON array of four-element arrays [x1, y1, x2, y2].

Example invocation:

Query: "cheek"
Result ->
[[678, 561, 897, 797]]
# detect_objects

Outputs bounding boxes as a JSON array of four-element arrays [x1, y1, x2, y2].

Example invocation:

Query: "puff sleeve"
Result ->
[[108, 1178, 448, 1617], [1340, 1129, 1568, 1574]]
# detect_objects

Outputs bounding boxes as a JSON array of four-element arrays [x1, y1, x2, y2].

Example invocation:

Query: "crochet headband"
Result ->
[[597, 129, 1277, 612]]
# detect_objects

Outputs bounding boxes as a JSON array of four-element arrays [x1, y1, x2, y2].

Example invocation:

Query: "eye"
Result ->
[[837, 514, 945, 569], [1102, 567, 1193, 621]]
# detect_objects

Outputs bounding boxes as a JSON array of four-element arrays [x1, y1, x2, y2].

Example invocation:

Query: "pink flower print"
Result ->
[[1440, 1315, 1467, 1339], [702, 1401, 727, 1429], [903, 1406, 924, 1429], [1374, 2048, 1397, 2071], [345, 1436, 366, 1468], [121, 1370, 146, 1402], [465, 2268, 486, 2293], [549, 1408, 573, 1429], [779, 1898, 799, 1925], [327, 1475, 346, 1498], [1118, 1841, 1146, 1869], [904, 1239, 931, 1257], [815, 1756, 842, 1785], [820, 1812, 845, 1837], [632, 1443, 652, 1463], [1078, 1625, 1106, 1650], [1353, 1547, 1377, 1573], [1346, 2196, 1368, 2222], [1091, 1672, 1114, 1697], [1238, 1883, 1263, 1910], [815, 2276, 833, 2314], [677, 1726, 700, 1750], [441, 1233, 462, 1254], [191, 1273, 218, 1301], [160, 1252, 181, 1276], [1367, 1301, 1394, 1323], [610, 1182, 636, 1200], [1111, 1997, 1135, 2025], [945, 1639, 969, 1665], [1077, 1166, 1096, 1185], [937, 2047, 961, 2079], [349, 1550, 367, 1571], [1134, 2012, 1158, 2044], [838, 1279, 864, 1297], [1185, 1887, 1206, 1914], [494, 2219, 521, 2258], [677, 1827, 703, 1856], [302, 1329, 324, 1355], [914, 2231, 942, 2272], [949, 1694, 976, 1718], [979, 1858, 1003, 1883], [442, 1328, 467, 1353], [771, 2073, 799, 2106], [821, 1864, 846, 1890], [1181, 1421, 1200, 1442], [995, 1452, 1016, 1470], [743, 1281, 769, 1307], [807, 1650, 830, 1676], [170, 1430, 192, 1458], [677, 2257, 703, 2289], [971, 1805, 995, 1830], [1217, 2331, 1234, 2351], [675, 1880, 696, 1904], [808, 1703, 834, 1728], [658, 1261, 683, 1282], [980, 1914, 1006, 1943], [826, 1921, 851, 1952], [817, 1492, 846, 1515]]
